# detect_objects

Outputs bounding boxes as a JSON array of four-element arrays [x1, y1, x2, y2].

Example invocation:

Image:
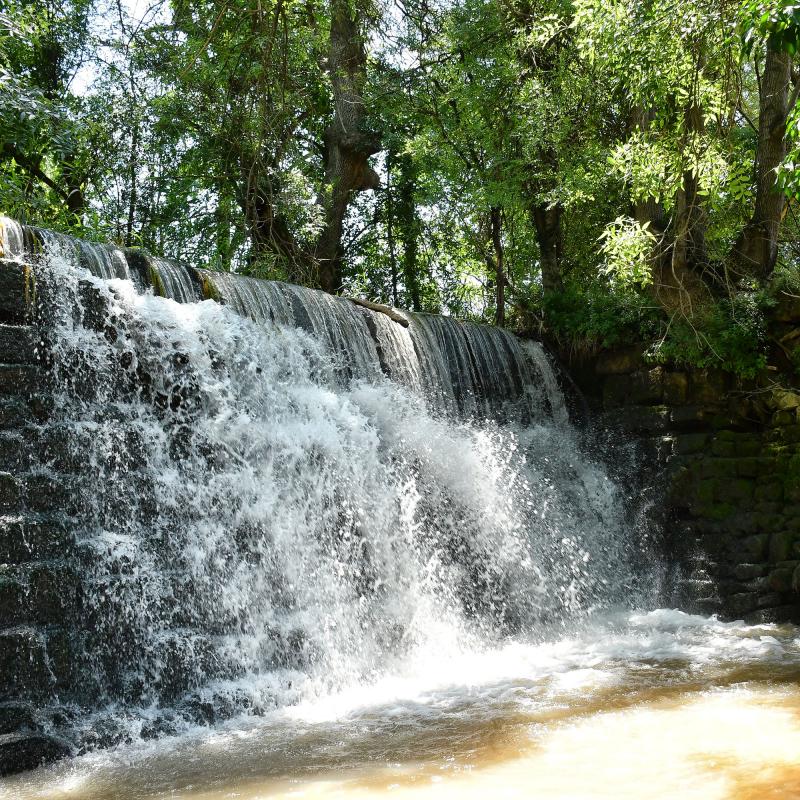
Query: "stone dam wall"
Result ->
[[0, 258, 76, 772], [1, 243, 800, 772], [568, 317, 800, 624]]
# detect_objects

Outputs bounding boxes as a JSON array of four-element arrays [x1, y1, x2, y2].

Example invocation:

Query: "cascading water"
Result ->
[[0, 218, 651, 747]]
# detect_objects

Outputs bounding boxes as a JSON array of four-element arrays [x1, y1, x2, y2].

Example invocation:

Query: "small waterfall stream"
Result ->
[[1, 218, 647, 742]]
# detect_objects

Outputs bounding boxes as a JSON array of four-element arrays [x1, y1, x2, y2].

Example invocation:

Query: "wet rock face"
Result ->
[[575, 354, 800, 624], [0, 733, 72, 776], [0, 259, 79, 772]]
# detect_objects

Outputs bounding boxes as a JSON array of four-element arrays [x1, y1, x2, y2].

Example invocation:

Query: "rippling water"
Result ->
[[5, 610, 800, 799]]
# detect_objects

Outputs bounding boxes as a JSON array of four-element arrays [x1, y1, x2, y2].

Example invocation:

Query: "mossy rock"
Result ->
[[715, 479, 754, 505], [710, 438, 736, 457], [737, 457, 775, 478], [698, 458, 738, 479], [663, 372, 689, 404], [198, 273, 221, 302], [147, 263, 166, 297], [769, 531, 797, 563], [754, 481, 784, 502], [773, 410, 796, 426], [769, 389, 800, 411], [674, 433, 709, 455], [736, 533, 770, 561], [695, 502, 737, 521]]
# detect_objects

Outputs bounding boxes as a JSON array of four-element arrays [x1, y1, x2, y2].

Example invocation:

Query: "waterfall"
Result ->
[[0, 219, 647, 749]]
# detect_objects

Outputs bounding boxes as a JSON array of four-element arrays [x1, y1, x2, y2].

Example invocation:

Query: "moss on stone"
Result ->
[[199, 273, 221, 302], [147, 263, 166, 297], [699, 502, 736, 521], [769, 531, 796, 563], [754, 482, 783, 502], [710, 438, 736, 457], [716, 479, 754, 505]]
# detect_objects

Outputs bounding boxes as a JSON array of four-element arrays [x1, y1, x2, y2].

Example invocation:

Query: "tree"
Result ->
[[0, 1, 97, 225]]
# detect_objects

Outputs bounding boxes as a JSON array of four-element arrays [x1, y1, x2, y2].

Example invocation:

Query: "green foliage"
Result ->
[[0, 0, 796, 384], [598, 217, 657, 288], [543, 283, 660, 353], [648, 294, 770, 379], [740, 0, 800, 54]]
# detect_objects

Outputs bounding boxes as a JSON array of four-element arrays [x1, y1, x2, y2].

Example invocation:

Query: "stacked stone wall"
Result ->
[[0, 258, 72, 773], [568, 314, 800, 623]]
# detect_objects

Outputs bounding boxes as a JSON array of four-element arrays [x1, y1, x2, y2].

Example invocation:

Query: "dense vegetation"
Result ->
[[3, 0, 800, 375]]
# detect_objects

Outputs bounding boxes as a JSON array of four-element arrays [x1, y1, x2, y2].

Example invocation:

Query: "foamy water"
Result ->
[[4, 610, 800, 799]]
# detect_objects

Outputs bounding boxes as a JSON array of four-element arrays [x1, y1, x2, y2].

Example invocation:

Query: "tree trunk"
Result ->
[[314, 0, 380, 294], [636, 101, 710, 318], [732, 47, 792, 278], [531, 203, 562, 296], [671, 102, 708, 274], [490, 206, 505, 326], [396, 153, 422, 311], [385, 151, 399, 307], [241, 164, 305, 280]]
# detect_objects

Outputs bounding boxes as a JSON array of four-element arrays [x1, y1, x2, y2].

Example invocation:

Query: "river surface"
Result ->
[[5, 609, 800, 800]]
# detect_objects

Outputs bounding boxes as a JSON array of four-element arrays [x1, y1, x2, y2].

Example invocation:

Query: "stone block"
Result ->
[[781, 425, 800, 444], [670, 405, 709, 431], [715, 479, 754, 505], [0, 702, 35, 734], [0, 628, 50, 700], [674, 433, 708, 455], [46, 628, 77, 690], [688, 370, 728, 405], [737, 534, 770, 561], [738, 458, 776, 478], [0, 399, 29, 430], [770, 389, 800, 411], [768, 567, 796, 593], [0, 261, 34, 325], [0, 434, 28, 471], [733, 563, 768, 580], [773, 410, 796, 426], [0, 365, 42, 396], [0, 325, 38, 365], [727, 592, 760, 616], [595, 345, 646, 375], [733, 434, 763, 457], [769, 531, 796, 563], [0, 732, 70, 776], [0, 473, 19, 512], [28, 565, 78, 624], [694, 503, 736, 522], [0, 517, 72, 563], [775, 296, 800, 322], [598, 405, 670, 434], [603, 369, 663, 408], [697, 458, 738, 479], [23, 474, 72, 514], [710, 438, 736, 457], [695, 480, 716, 505], [663, 372, 689, 404], [0, 576, 27, 626], [746, 603, 800, 624]]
